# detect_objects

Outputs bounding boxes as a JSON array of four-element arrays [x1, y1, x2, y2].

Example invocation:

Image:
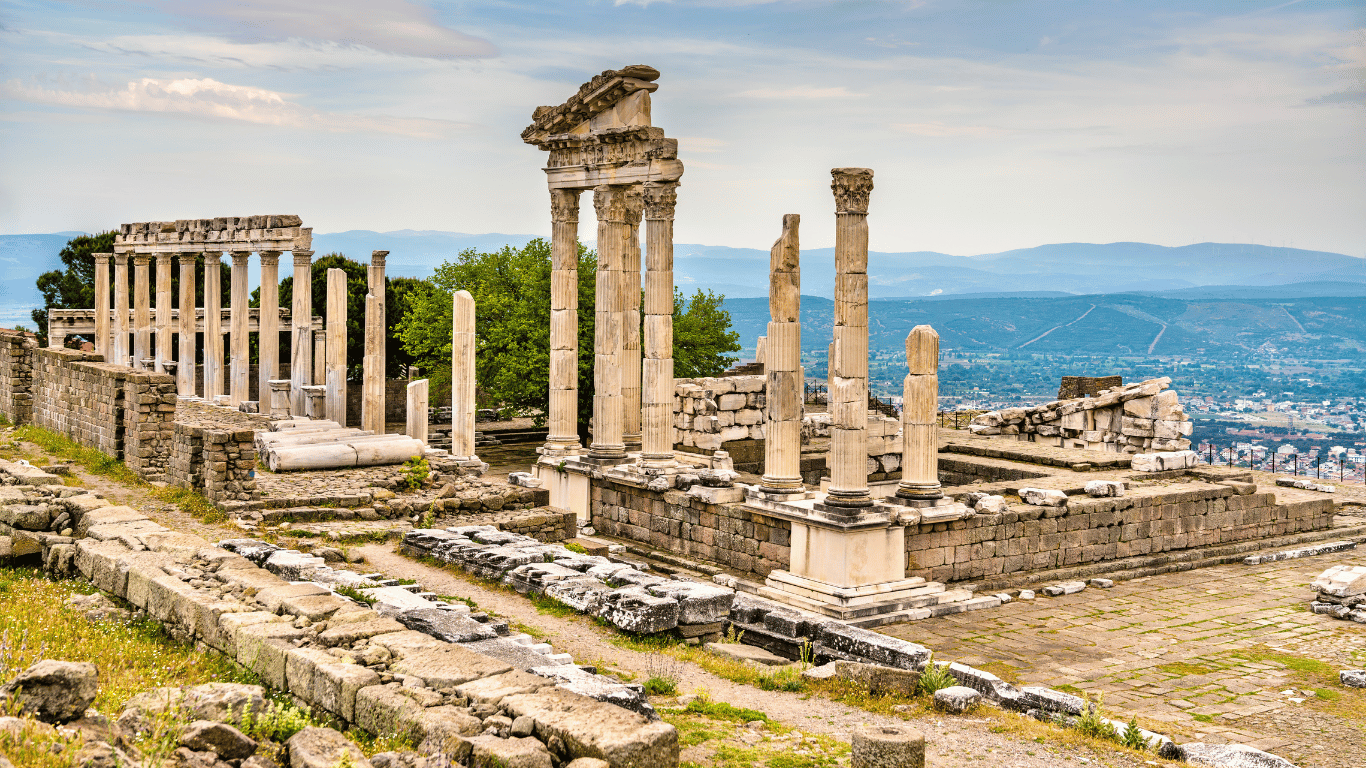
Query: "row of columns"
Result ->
[[544, 181, 679, 466], [90, 249, 316, 409]]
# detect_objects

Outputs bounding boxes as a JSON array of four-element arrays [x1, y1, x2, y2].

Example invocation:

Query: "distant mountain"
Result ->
[[721, 293, 1366, 360]]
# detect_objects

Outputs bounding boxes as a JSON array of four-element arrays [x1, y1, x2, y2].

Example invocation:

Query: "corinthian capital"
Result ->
[[643, 182, 679, 220], [550, 188, 580, 223], [623, 185, 644, 227], [831, 167, 874, 214], [593, 185, 629, 223]]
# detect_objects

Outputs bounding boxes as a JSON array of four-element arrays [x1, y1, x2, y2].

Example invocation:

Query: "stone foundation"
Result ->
[[0, 330, 36, 425]]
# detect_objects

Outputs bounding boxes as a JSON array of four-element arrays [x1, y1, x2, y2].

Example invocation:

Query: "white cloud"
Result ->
[[154, 0, 495, 58], [733, 85, 866, 99], [0, 76, 461, 137], [893, 122, 1009, 138]]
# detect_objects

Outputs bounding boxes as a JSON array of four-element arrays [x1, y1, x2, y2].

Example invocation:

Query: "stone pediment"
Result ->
[[522, 65, 661, 149]]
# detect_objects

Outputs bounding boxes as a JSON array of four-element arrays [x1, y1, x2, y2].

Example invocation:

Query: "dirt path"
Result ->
[[358, 545, 1165, 768]]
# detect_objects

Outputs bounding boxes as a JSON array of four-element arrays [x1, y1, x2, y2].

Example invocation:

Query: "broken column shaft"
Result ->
[[760, 214, 804, 494], [451, 289, 477, 460], [897, 325, 942, 501], [641, 181, 679, 466], [325, 268, 347, 425]]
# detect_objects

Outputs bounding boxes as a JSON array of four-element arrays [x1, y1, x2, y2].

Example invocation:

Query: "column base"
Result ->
[[755, 476, 806, 500], [819, 488, 875, 509], [759, 570, 950, 623], [539, 439, 581, 458], [894, 482, 943, 502], [586, 444, 627, 463]]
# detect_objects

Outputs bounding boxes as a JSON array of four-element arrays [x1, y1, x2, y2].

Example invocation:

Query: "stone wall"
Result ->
[[169, 424, 260, 501], [28, 347, 177, 482], [590, 477, 790, 581], [910, 482, 1335, 584], [969, 377, 1193, 454], [0, 329, 36, 425]]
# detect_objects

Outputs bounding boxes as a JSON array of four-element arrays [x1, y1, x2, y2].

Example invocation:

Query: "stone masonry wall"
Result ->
[[0, 330, 36, 425], [591, 478, 791, 581], [970, 377, 1193, 454], [122, 371, 178, 482], [169, 423, 260, 501], [908, 483, 1335, 584]]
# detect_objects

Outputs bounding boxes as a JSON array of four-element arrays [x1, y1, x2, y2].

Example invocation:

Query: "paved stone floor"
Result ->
[[882, 551, 1366, 767]]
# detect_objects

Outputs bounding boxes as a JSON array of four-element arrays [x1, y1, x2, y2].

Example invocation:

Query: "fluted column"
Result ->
[[826, 167, 875, 509], [622, 187, 645, 451], [588, 184, 635, 461], [133, 253, 152, 369], [362, 250, 388, 434], [898, 325, 942, 501], [545, 189, 582, 455], [258, 252, 281, 404], [452, 290, 477, 460], [177, 254, 197, 396], [325, 268, 347, 424], [204, 253, 224, 401], [113, 253, 129, 366], [290, 250, 314, 414], [760, 214, 804, 494], [641, 181, 679, 466], [229, 251, 250, 405], [93, 253, 111, 358], [155, 253, 173, 372]]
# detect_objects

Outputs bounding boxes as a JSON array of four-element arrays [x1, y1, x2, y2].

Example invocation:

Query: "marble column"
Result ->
[[155, 253, 173, 372], [622, 188, 645, 451], [113, 253, 129, 366], [325, 268, 347, 425], [204, 253, 224, 401], [760, 214, 804, 494], [361, 251, 388, 434], [898, 325, 942, 501], [407, 379, 429, 445], [588, 184, 634, 462], [177, 254, 197, 396], [258, 252, 281, 404], [313, 329, 326, 385], [545, 189, 582, 455], [228, 252, 250, 405], [641, 181, 679, 466], [825, 167, 875, 509], [133, 253, 152, 369], [451, 290, 476, 460], [290, 250, 314, 414], [93, 253, 111, 358]]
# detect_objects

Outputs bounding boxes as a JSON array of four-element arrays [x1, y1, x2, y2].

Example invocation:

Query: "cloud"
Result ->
[[154, 0, 496, 58], [733, 85, 866, 99], [893, 121, 1009, 138], [677, 136, 726, 153], [0, 76, 461, 137]]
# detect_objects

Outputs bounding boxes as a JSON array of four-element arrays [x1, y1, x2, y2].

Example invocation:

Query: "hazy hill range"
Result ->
[[723, 293, 1366, 359]]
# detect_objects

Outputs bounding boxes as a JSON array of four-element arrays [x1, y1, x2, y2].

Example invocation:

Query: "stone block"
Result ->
[[645, 581, 733, 625], [455, 670, 556, 706], [1083, 480, 1124, 497], [835, 662, 920, 697], [933, 685, 982, 713], [318, 617, 406, 647], [501, 687, 679, 768], [469, 735, 553, 768], [235, 623, 309, 688], [1019, 488, 1067, 507], [355, 684, 427, 743], [390, 645, 513, 688], [851, 724, 924, 768], [395, 608, 499, 643], [1131, 450, 1198, 472], [1312, 565, 1366, 597], [599, 586, 680, 634], [1177, 743, 1296, 768], [815, 621, 931, 670]]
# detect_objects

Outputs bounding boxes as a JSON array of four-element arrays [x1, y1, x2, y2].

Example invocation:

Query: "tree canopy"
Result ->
[[396, 238, 741, 435]]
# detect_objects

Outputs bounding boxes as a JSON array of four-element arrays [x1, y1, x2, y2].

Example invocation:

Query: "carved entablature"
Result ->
[[113, 215, 312, 254], [525, 66, 683, 192]]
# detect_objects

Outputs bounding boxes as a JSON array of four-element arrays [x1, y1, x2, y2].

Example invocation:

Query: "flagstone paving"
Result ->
[[881, 550, 1366, 768]]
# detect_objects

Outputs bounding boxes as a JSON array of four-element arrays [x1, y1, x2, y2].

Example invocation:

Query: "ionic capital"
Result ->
[[643, 182, 679, 221], [550, 188, 581, 223], [831, 167, 874, 214]]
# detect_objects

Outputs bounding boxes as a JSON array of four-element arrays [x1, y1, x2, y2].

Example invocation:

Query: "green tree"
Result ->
[[31, 232, 115, 347], [397, 238, 742, 436], [673, 287, 741, 377], [275, 254, 416, 379]]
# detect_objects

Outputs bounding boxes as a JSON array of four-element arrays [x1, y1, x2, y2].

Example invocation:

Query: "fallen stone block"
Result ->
[[0, 504, 51, 531], [217, 539, 282, 565], [815, 621, 931, 670], [933, 686, 982, 714], [1019, 686, 1087, 715], [801, 663, 838, 681], [469, 735, 553, 768], [1341, 669, 1366, 688], [455, 670, 557, 706], [946, 662, 1020, 704], [463, 638, 566, 671], [1312, 564, 1366, 597], [0, 660, 97, 723], [1019, 488, 1067, 507], [598, 586, 679, 634], [390, 645, 513, 688], [1088, 578, 1114, 589], [395, 608, 499, 643], [180, 720, 257, 761], [544, 577, 615, 615], [974, 495, 1007, 514], [1131, 450, 1198, 472], [280, 593, 350, 622], [645, 581, 734, 625], [836, 661, 920, 697], [501, 687, 678, 768], [1042, 581, 1086, 597], [287, 726, 372, 768], [705, 643, 789, 667], [1178, 742, 1296, 768], [1083, 480, 1124, 497]]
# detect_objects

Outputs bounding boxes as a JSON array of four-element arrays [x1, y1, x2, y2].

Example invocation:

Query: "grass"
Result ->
[[333, 584, 377, 606], [1158, 661, 1214, 676], [0, 566, 259, 713], [529, 592, 577, 618], [666, 696, 848, 768], [1225, 645, 1366, 718]]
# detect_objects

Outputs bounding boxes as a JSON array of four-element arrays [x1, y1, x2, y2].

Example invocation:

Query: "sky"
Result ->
[[0, 0, 1362, 256]]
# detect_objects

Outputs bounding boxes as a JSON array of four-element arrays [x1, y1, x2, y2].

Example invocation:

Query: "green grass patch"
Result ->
[[148, 484, 228, 524], [13, 425, 142, 486], [1054, 683, 1084, 695], [1191, 713, 1214, 722], [975, 660, 1025, 685], [529, 592, 576, 618], [1158, 661, 1215, 676], [684, 698, 771, 723], [333, 584, 376, 606]]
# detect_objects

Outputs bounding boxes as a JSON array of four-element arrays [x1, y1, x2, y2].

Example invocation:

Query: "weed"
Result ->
[[1191, 713, 1214, 722], [529, 592, 575, 618], [684, 697, 771, 723], [644, 675, 679, 696], [722, 623, 745, 644], [564, 541, 588, 555], [333, 584, 376, 606], [1158, 661, 1214, 676], [917, 659, 956, 696], [1073, 693, 1117, 741], [644, 652, 684, 696], [398, 456, 430, 492], [1120, 717, 1150, 751], [148, 484, 228, 525], [12, 426, 142, 486]]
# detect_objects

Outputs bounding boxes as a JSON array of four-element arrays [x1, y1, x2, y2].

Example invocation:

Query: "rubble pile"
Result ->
[[969, 377, 1193, 454], [1310, 564, 1366, 623]]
